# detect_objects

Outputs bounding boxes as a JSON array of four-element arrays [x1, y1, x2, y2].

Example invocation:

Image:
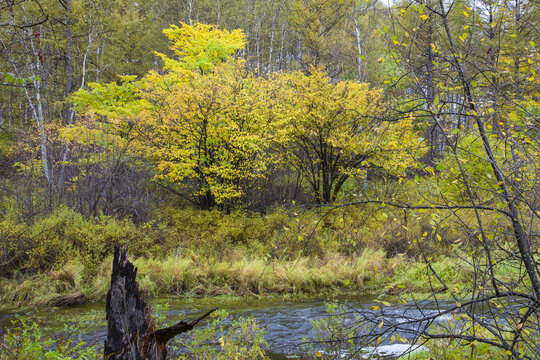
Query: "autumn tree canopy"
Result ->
[[276, 68, 422, 203], [67, 22, 423, 209]]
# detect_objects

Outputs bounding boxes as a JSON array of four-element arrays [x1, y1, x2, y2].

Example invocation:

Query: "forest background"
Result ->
[[0, 0, 539, 358]]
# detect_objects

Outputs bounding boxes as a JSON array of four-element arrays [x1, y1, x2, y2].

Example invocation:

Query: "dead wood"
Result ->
[[104, 246, 215, 360]]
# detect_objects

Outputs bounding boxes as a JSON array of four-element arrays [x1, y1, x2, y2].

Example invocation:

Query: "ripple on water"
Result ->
[[0, 296, 450, 359]]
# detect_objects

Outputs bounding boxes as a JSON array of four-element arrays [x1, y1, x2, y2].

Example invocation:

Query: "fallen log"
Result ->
[[49, 291, 85, 307], [104, 246, 215, 360]]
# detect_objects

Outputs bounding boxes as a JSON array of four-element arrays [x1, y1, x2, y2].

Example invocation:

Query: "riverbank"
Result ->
[[0, 247, 473, 309], [0, 205, 512, 308]]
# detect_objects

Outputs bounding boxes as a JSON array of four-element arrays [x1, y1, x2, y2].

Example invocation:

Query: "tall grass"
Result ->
[[0, 201, 508, 306]]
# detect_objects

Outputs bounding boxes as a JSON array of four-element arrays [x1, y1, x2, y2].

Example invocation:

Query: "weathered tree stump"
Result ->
[[104, 246, 215, 360]]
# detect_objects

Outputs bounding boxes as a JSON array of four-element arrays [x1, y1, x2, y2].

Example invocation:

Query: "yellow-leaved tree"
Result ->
[[136, 23, 289, 210], [139, 64, 287, 209], [275, 67, 423, 203], [69, 23, 286, 210], [69, 22, 422, 210]]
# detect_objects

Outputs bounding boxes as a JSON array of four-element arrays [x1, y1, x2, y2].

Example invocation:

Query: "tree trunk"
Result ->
[[104, 246, 215, 360], [353, 17, 363, 82], [438, 0, 540, 299], [64, 0, 74, 124], [425, 15, 439, 163]]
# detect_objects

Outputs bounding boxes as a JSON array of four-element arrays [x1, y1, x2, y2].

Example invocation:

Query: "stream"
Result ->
[[0, 296, 456, 359]]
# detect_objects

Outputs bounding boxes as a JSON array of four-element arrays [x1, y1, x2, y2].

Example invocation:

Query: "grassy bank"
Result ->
[[0, 247, 477, 308], [0, 204, 514, 308]]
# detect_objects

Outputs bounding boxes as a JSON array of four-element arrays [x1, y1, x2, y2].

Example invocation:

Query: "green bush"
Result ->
[[304, 302, 371, 359], [431, 133, 504, 203], [171, 309, 268, 360], [0, 317, 100, 360]]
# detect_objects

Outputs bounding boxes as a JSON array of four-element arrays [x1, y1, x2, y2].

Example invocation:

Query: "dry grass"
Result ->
[[0, 248, 393, 306]]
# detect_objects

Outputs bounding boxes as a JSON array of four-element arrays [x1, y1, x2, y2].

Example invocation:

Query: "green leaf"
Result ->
[[5, 73, 15, 83]]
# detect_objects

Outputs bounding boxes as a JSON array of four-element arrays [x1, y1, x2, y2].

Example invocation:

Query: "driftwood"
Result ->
[[104, 246, 216, 360], [49, 291, 85, 307]]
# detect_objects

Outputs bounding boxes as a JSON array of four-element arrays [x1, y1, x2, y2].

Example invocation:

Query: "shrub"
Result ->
[[172, 309, 268, 360], [0, 317, 100, 360]]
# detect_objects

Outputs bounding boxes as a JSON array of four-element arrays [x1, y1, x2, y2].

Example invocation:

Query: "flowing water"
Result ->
[[0, 296, 454, 359]]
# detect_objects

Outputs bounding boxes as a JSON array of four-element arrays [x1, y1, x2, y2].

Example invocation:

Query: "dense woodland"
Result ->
[[1, 0, 540, 359], [0, 0, 406, 216]]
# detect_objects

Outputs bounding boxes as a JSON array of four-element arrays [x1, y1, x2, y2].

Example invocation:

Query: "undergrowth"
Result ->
[[0, 201, 512, 307]]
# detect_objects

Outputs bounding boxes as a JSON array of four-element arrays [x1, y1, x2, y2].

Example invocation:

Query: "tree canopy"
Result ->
[[67, 22, 422, 209]]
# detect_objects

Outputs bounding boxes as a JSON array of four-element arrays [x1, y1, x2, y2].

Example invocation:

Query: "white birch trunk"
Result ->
[[353, 17, 363, 82]]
